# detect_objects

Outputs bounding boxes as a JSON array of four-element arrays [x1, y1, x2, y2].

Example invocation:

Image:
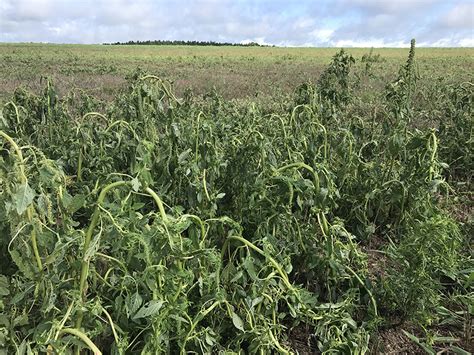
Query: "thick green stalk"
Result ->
[[316, 122, 328, 161], [194, 112, 204, 164], [81, 112, 108, 124], [77, 147, 83, 182], [0, 130, 26, 180], [276, 162, 320, 194], [76, 180, 129, 330], [181, 300, 222, 354], [79, 181, 128, 294], [140, 75, 180, 103], [219, 235, 293, 291], [60, 328, 102, 355], [345, 266, 378, 316], [428, 131, 438, 181], [145, 187, 168, 222], [202, 169, 211, 201], [267, 328, 290, 355], [4, 101, 20, 125], [0, 130, 42, 271]]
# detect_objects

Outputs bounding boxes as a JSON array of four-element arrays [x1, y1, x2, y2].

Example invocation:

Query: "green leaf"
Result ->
[[0, 276, 9, 296], [17, 340, 27, 355], [10, 250, 35, 280], [450, 346, 471, 355], [402, 330, 435, 355], [133, 300, 164, 320], [178, 149, 192, 164], [230, 271, 243, 283], [0, 314, 9, 327], [205, 332, 215, 346], [62, 192, 86, 213], [36, 195, 50, 217], [465, 271, 474, 288], [169, 314, 189, 323], [13, 314, 28, 327], [10, 282, 34, 304], [14, 183, 35, 215], [132, 202, 145, 210], [131, 177, 141, 192], [128, 292, 142, 316], [243, 256, 257, 281], [84, 233, 101, 261], [231, 311, 244, 332], [171, 123, 181, 137], [433, 336, 458, 343], [251, 297, 263, 308]]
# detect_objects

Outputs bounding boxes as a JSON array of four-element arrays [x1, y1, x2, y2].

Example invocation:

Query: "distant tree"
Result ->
[[103, 40, 272, 47]]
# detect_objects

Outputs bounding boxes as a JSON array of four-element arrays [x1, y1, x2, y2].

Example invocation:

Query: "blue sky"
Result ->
[[0, 0, 473, 46]]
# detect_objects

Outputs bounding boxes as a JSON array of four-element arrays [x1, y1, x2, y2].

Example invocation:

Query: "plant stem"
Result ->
[[145, 187, 168, 222], [76, 180, 129, 329], [0, 130, 43, 271], [60, 328, 102, 355]]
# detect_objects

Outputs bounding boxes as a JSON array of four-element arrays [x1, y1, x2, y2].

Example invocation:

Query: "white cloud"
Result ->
[[12, 0, 56, 21], [96, 0, 155, 26], [310, 29, 334, 43], [295, 18, 316, 29], [424, 38, 457, 47], [332, 39, 410, 48], [0, 0, 471, 46], [342, 0, 438, 13], [442, 3, 474, 28], [459, 37, 474, 47]]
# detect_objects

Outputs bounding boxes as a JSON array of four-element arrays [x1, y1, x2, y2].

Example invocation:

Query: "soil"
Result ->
[[289, 324, 426, 354], [370, 327, 424, 354]]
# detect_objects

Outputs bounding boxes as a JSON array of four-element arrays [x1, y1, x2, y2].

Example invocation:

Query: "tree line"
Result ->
[[104, 40, 271, 46]]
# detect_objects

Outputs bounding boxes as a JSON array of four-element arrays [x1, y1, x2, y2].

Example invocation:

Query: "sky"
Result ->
[[0, 0, 473, 47]]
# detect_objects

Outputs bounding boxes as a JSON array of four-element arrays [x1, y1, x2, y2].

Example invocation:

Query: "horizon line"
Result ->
[[1, 41, 473, 49]]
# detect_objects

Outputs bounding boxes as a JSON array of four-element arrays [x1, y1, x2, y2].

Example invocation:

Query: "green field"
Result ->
[[0, 43, 472, 354], [1, 44, 473, 101]]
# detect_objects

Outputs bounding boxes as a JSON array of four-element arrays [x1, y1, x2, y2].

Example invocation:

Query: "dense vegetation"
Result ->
[[0, 40, 472, 354], [105, 40, 266, 46]]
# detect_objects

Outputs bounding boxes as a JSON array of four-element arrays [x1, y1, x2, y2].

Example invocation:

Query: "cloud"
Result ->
[[310, 29, 334, 43], [332, 39, 410, 48], [459, 37, 474, 47], [440, 2, 474, 28], [0, 0, 472, 46], [412, 2, 473, 47], [338, 0, 438, 14]]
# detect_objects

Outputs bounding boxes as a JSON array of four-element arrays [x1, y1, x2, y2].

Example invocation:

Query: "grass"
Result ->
[[0, 43, 473, 101]]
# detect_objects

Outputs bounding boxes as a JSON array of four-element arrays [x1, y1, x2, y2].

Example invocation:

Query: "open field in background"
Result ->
[[0, 44, 473, 102]]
